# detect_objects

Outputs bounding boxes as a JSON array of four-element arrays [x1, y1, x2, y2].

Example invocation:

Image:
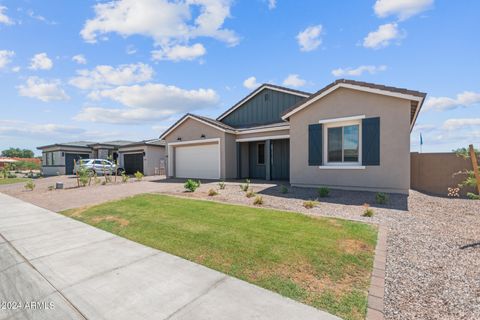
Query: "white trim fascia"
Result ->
[[236, 125, 290, 135], [217, 85, 310, 121], [318, 166, 366, 170], [168, 137, 221, 146], [160, 115, 234, 140], [235, 135, 290, 142], [410, 96, 425, 132], [318, 115, 365, 124], [282, 83, 423, 120]]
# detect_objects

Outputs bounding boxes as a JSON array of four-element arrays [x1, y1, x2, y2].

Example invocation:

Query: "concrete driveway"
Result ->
[[0, 193, 339, 320]]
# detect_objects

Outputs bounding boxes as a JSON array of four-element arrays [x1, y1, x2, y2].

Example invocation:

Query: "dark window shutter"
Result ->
[[308, 124, 322, 166], [362, 117, 380, 166]]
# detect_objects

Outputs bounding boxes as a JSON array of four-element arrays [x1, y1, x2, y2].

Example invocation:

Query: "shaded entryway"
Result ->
[[239, 139, 289, 181]]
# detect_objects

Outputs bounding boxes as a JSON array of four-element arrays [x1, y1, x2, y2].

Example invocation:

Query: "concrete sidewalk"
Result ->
[[0, 193, 340, 320]]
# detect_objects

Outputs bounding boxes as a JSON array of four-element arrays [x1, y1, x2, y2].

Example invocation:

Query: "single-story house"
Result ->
[[118, 139, 166, 175], [160, 79, 426, 194], [37, 140, 165, 176]]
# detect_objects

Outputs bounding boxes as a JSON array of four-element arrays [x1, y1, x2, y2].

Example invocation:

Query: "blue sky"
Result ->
[[0, 0, 479, 155]]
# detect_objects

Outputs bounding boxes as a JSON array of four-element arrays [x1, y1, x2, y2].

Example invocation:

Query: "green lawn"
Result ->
[[0, 177, 29, 185], [62, 194, 377, 320]]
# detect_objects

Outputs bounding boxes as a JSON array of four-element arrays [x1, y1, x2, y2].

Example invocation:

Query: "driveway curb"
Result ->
[[366, 225, 387, 320]]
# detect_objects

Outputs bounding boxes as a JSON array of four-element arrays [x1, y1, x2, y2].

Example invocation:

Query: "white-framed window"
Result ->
[[323, 120, 361, 166]]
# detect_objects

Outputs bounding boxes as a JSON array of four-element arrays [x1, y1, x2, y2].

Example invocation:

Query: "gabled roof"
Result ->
[[281, 79, 426, 130], [159, 113, 236, 140], [216, 83, 311, 121]]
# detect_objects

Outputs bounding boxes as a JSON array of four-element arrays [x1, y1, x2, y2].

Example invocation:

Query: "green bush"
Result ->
[[134, 171, 144, 181], [362, 203, 374, 217], [24, 180, 35, 191], [240, 179, 250, 192], [280, 185, 288, 194], [375, 192, 389, 204], [208, 188, 218, 196], [467, 192, 480, 200], [121, 172, 129, 183], [253, 195, 264, 205], [184, 179, 200, 192], [245, 189, 255, 198], [218, 181, 226, 190], [77, 166, 90, 187], [318, 187, 330, 198], [15, 160, 40, 171], [303, 200, 318, 209]]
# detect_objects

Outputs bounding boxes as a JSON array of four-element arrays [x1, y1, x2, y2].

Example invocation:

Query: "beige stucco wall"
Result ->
[[289, 87, 412, 194], [163, 118, 229, 179]]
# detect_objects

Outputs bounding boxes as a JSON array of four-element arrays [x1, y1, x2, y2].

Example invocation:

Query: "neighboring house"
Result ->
[[118, 139, 166, 175], [160, 79, 426, 194], [37, 140, 165, 176]]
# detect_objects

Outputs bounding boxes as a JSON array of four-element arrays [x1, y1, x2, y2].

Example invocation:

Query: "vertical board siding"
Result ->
[[308, 124, 323, 166], [248, 142, 266, 179], [271, 139, 290, 180], [221, 89, 306, 128], [362, 117, 380, 166]]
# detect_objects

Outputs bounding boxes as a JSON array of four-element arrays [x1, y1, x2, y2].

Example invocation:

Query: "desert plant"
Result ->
[[245, 189, 255, 198], [47, 185, 54, 191], [362, 203, 374, 217], [375, 192, 389, 204], [280, 185, 288, 194], [467, 192, 480, 200], [253, 195, 263, 205], [303, 200, 318, 209], [121, 172, 129, 183], [208, 188, 218, 196], [318, 187, 330, 198], [24, 180, 35, 191], [240, 179, 250, 192], [77, 166, 90, 187], [134, 171, 144, 181], [184, 179, 200, 192], [218, 181, 226, 190]]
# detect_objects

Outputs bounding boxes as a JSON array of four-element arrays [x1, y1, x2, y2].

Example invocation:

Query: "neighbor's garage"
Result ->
[[123, 153, 144, 174], [175, 143, 220, 179], [65, 153, 90, 174]]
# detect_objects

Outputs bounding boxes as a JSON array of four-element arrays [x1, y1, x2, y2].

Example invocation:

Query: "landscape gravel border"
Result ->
[[367, 225, 387, 320]]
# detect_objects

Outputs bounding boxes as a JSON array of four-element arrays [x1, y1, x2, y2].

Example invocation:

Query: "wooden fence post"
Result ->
[[469, 144, 480, 195]]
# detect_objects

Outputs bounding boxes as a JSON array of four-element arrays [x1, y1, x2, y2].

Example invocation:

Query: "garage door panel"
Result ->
[[124, 153, 144, 174], [175, 143, 219, 179]]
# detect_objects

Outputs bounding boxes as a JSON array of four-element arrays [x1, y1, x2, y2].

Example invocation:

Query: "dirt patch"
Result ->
[[91, 215, 130, 227], [338, 239, 372, 255], [64, 206, 90, 218]]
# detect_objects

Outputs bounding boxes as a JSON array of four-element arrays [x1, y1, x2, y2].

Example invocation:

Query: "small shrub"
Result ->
[[253, 195, 263, 205], [245, 189, 255, 198], [362, 203, 374, 217], [375, 192, 389, 204], [318, 187, 330, 198], [280, 185, 288, 194], [208, 188, 218, 196], [303, 200, 318, 209], [134, 171, 144, 181], [184, 179, 200, 192], [101, 181, 107, 185], [218, 181, 226, 190], [76, 166, 90, 187], [7, 173, 17, 179], [121, 172, 129, 183], [24, 180, 35, 191], [47, 185, 54, 191], [240, 179, 250, 192], [467, 192, 480, 200]]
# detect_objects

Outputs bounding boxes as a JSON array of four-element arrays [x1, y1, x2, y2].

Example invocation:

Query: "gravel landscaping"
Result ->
[[1, 177, 478, 319]]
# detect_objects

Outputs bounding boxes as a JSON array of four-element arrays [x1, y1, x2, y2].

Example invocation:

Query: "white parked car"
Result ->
[[73, 159, 124, 175]]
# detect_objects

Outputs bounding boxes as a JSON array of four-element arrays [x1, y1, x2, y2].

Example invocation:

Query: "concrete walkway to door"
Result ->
[[0, 193, 340, 320]]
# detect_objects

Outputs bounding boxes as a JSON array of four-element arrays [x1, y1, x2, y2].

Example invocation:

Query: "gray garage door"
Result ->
[[65, 153, 90, 174], [124, 153, 144, 174]]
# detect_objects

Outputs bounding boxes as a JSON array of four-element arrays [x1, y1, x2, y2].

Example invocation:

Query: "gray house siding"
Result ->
[[248, 142, 266, 179], [221, 88, 305, 128]]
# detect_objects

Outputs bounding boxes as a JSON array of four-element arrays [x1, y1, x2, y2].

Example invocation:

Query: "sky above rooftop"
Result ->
[[0, 0, 479, 155]]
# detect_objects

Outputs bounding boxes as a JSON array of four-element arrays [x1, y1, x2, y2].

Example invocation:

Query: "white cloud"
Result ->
[[332, 65, 387, 77], [69, 63, 154, 90], [363, 23, 403, 49], [243, 76, 260, 90], [268, 0, 276, 10], [296, 25, 323, 52], [282, 74, 306, 87], [26, 9, 57, 25], [11, 66, 20, 72], [0, 6, 14, 25], [424, 91, 480, 111], [80, 0, 238, 60], [0, 50, 14, 69], [77, 83, 219, 124], [17, 76, 69, 102], [0, 120, 85, 137], [126, 45, 137, 55], [374, 0, 433, 21], [72, 54, 87, 65], [443, 118, 480, 131], [29, 53, 53, 70], [152, 43, 206, 61]]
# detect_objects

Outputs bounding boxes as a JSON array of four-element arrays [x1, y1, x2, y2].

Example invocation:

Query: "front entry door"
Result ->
[[271, 139, 289, 180]]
